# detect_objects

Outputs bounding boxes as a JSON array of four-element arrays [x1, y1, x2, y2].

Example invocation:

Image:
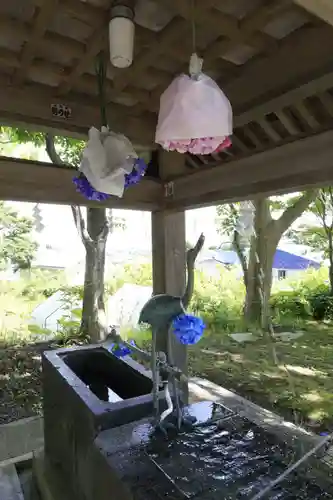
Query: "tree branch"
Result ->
[[275, 190, 318, 236], [71, 206, 93, 246], [316, 192, 330, 236], [45, 134, 64, 165], [182, 233, 205, 308], [232, 230, 248, 288], [45, 133, 93, 247], [97, 220, 109, 240]]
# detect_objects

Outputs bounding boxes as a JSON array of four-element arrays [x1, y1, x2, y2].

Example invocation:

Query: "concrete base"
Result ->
[[0, 418, 43, 466], [3, 377, 333, 498]]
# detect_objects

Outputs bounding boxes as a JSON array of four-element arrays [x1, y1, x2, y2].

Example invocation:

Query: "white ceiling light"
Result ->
[[109, 4, 135, 69]]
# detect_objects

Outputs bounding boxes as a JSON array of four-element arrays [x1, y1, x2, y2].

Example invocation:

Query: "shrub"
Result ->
[[190, 267, 245, 331], [270, 291, 310, 321], [307, 286, 333, 321], [280, 268, 332, 322]]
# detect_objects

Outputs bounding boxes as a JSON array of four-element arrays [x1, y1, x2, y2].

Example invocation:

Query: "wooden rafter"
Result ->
[[242, 126, 262, 148], [294, 0, 333, 26], [57, 26, 107, 96], [294, 100, 320, 129], [318, 91, 333, 116], [127, 1, 290, 114], [257, 118, 281, 142], [231, 134, 249, 153], [234, 68, 333, 128], [14, 0, 59, 84], [0, 76, 155, 145], [238, 0, 292, 33], [274, 110, 300, 135], [165, 0, 277, 53], [0, 46, 151, 105], [112, 16, 186, 94], [226, 23, 333, 110]]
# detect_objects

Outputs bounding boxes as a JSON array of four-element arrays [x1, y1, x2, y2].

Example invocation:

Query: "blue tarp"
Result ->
[[215, 248, 320, 270]]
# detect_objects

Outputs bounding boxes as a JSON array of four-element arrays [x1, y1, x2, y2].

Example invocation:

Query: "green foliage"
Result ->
[[52, 136, 85, 167], [0, 202, 37, 271], [215, 195, 300, 242], [270, 291, 310, 321], [0, 127, 45, 147], [110, 262, 153, 290], [270, 268, 333, 322], [190, 267, 245, 332], [21, 268, 66, 300], [1, 260, 332, 348], [215, 203, 239, 239], [0, 126, 85, 168], [55, 312, 89, 347], [307, 288, 333, 321], [287, 188, 333, 260]]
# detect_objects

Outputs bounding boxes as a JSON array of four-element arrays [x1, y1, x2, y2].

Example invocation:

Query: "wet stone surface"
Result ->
[[100, 402, 330, 500]]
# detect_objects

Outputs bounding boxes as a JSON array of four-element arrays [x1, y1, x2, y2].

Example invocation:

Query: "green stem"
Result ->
[[95, 51, 108, 128]]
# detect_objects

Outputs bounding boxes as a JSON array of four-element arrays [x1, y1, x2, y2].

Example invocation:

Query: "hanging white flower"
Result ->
[[79, 126, 140, 198]]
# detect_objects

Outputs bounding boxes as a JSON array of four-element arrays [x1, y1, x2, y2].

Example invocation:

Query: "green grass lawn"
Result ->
[[188, 322, 333, 432]]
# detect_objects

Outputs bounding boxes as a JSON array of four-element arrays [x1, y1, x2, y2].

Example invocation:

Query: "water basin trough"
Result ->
[[42, 345, 332, 500]]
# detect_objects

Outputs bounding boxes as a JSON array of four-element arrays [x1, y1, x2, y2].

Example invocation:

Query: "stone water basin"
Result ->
[[62, 346, 153, 403], [96, 401, 331, 500]]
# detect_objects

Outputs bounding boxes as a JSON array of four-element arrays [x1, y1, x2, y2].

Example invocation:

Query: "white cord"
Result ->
[[160, 382, 173, 423]]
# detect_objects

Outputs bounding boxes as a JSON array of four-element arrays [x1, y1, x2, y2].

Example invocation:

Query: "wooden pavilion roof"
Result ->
[[1, 0, 333, 209]]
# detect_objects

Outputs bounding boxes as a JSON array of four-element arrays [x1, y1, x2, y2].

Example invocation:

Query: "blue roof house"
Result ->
[[213, 248, 320, 281]]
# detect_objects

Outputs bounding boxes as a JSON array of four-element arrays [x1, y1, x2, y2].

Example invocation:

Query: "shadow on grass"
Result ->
[[188, 322, 333, 432]]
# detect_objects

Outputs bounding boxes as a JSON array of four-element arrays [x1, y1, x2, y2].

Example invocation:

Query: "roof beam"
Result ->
[[0, 77, 155, 146], [14, 0, 59, 84], [294, 101, 320, 129], [112, 17, 186, 95], [57, 22, 107, 96], [0, 46, 151, 104], [234, 68, 333, 128], [165, 129, 333, 209], [165, 0, 277, 53], [257, 118, 281, 142], [132, 1, 283, 113], [226, 23, 333, 111], [165, 164, 333, 210], [293, 0, 333, 26], [0, 157, 162, 210], [275, 110, 300, 135]]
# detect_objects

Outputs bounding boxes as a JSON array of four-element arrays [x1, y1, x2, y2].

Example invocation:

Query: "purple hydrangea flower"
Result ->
[[109, 340, 136, 358], [172, 314, 205, 345], [124, 158, 147, 188], [73, 173, 110, 202]]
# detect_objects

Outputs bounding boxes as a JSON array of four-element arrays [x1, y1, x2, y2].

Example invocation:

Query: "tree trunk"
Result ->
[[240, 191, 318, 327], [44, 134, 110, 344], [243, 199, 276, 327], [80, 207, 108, 343], [328, 233, 333, 296]]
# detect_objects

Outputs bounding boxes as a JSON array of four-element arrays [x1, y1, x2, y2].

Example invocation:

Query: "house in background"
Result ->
[[198, 247, 321, 281]]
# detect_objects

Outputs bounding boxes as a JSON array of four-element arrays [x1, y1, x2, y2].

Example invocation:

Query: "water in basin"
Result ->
[[144, 410, 329, 498], [101, 402, 330, 499]]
